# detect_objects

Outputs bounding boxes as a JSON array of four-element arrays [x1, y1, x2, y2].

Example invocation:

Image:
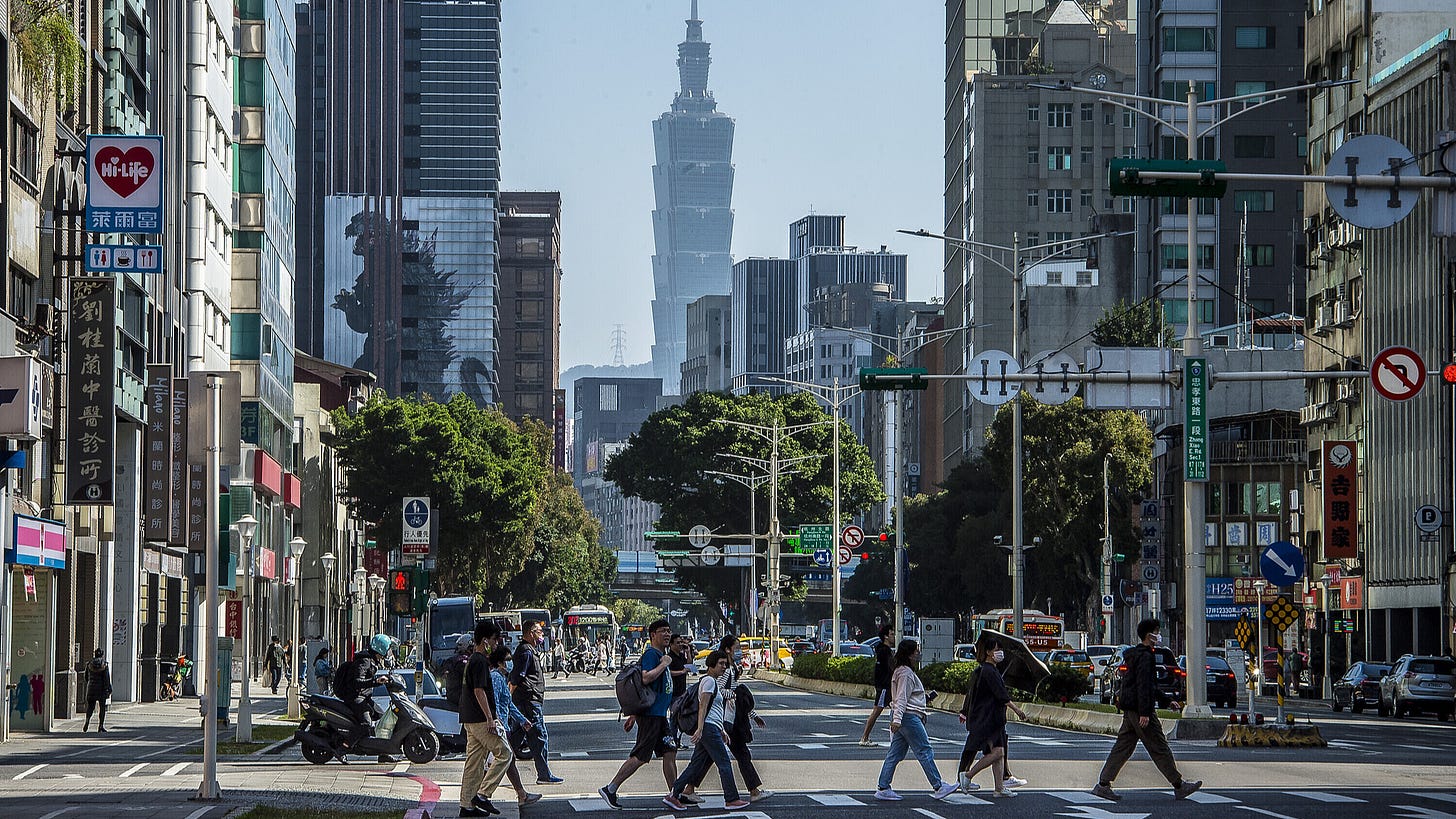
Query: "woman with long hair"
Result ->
[[874, 639, 960, 802], [956, 639, 1027, 797]]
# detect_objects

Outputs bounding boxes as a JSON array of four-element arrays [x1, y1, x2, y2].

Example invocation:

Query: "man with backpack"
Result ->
[[598, 620, 677, 810]]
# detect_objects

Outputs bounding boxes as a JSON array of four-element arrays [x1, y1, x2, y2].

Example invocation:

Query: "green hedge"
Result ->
[[1036, 664, 1091, 703], [791, 656, 1088, 706], [788, 653, 874, 684]]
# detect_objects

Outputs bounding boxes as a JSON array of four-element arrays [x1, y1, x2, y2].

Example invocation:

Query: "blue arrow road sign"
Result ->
[[1260, 540, 1304, 586], [812, 548, 831, 568], [403, 499, 430, 529]]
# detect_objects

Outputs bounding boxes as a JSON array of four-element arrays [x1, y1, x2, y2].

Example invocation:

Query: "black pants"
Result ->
[[269, 665, 282, 691], [958, 729, 1008, 772], [84, 698, 107, 729], [688, 722, 761, 792]]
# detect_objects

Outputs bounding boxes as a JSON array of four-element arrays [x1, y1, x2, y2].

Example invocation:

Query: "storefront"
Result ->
[[3, 514, 67, 737]]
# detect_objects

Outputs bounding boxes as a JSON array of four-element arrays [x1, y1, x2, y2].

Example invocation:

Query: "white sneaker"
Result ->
[[858, 739, 879, 747], [749, 790, 773, 803], [874, 789, 902, 801], [1003, 775, 1027, 788], [960, 775, 981, 793], [932, 782, 960, 800], [991, 789, 1018, 798]]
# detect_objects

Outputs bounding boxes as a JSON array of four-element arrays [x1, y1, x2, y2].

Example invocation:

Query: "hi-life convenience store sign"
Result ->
[[1185, 357, 1208, 481]]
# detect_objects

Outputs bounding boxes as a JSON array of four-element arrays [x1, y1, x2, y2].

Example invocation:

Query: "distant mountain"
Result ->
[[560, 362, 656, 416]]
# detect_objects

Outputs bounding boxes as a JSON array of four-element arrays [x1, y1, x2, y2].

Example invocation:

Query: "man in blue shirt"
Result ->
[[597, 620, 676, 809]]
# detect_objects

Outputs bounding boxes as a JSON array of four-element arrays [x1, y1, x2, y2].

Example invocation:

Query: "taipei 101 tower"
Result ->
[[649, 0, 735, 394]]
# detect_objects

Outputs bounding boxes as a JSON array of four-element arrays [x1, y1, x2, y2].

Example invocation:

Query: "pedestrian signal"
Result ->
[[388, 569, 412, 615]]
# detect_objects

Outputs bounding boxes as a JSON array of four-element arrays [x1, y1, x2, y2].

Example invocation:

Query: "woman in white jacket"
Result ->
[[875, 639, 960, 802]]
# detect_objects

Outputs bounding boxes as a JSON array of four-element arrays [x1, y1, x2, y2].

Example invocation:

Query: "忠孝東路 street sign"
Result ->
[[1184, 357, 1208, 481], [1259, 540, 1303, 587]]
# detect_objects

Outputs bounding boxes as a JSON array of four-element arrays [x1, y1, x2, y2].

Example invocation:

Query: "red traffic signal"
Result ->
[[860, 552, 870, 560], [390, 569, 410, 591], [1443, 363, 1456, 384], [878, 533, 889, 542]]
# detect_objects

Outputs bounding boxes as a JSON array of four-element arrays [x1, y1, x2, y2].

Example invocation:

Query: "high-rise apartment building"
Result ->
[[497, 192, 563, 423], [681, 294, 732, 395], [296, 0, 502, 404], [942, 1, 1138, 464], [650, 1, 735, 395], [729, 258, 798, 394]]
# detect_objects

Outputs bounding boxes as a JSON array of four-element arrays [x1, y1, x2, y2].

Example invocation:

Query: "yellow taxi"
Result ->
[[695, 636, 792, 666], [1047, 649, 1094, 679]]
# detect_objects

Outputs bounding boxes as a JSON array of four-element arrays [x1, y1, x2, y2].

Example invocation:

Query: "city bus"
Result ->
[[560, 605, 619, 649], [968, 609, 1066, 651]]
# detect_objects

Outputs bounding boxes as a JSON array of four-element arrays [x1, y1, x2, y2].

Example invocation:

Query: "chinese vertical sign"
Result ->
[[169, 377, 189, 545], [1184, 357, 1208, 481], [85, 135, 163, 233], [65, 278, 116, 504], [144, 365, 172, 540], [1322, 440, 1358, 560]]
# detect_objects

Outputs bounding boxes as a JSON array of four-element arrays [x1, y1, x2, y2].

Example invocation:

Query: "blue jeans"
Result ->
[[877, 712, 944, 790], [509, 698, 555, 779], [672, 723, 740, 803]]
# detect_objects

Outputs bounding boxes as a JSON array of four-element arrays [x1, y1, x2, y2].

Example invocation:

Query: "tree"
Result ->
[[330, 393, 546, 595], [611, 599, 665, 629], [1092, 299, 1175, 348], [605, 390, 886, 624], [498, 470, 615, 612]]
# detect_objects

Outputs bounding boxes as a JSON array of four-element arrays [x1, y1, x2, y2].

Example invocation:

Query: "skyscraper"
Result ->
[[650, 0, 735, 395], [296, 0, 502, 404]]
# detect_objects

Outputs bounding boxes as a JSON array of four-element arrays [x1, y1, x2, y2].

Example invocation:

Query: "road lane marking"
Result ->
[[161, 762, 190, 776], [138, 736, 204, 758], [1049, 792, 1111, 804], [807, 795, 864, 806], [54, 737, 142, 759], [560, 751, 589, 757], [1395, 745, 1442, 751], [119, 764, 148, 778], [13, 764, 47, 780], [914, 809, 947, 819], [1426, 795, 1456, 804], [795, 743, 828, 749], [391, 761, 411, 774], [1236, 808, 1299, 819], [942, 794, 992, 806], [1186, 792, 1240, 804], [37, 809, 77, 819], [183, 808, 217, 819], [1289, 792, 1366, 803]]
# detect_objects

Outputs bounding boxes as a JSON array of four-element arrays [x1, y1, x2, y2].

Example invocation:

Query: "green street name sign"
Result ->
[[859, 367, 929, 391], [1185, 357, 1208, 481], [644, 531, 681, 540], [799, 523, 834, 554]]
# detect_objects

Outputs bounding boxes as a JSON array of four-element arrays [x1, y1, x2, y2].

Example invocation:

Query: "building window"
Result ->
[[1047, 190, 1072, 213], [1075, 270, 1094, 286], [599, 384, 618, 411], [9, 114, 40, 187], [1162, 298, 1216, 323], [1080, 103, 1094, 122], [1027, 147, 1039, 165], [1080, 189, 1092, 207], [9, 267, 36, 321], [1159, 135, 1217, 161], [1235, 26, 1274, 48], [1242, 245, 1276, 267], [1159, 197, 1215, 215], [1162, 27, 1216, 52], [1233, 136, 1276, 158], [1047, 103, 1072, 128], [1027, 104, 1039, 121], [1047, 146, 1071, 170], [1048, 231, 1073, 244], [1232, 190, 1275, 212], [1233, 80, 1272, 100], [1027, 190, 1039, 208], [1045, 270, 1063, 285], [1080, 146, 1093, 167], [1160, 81, 1215, 102], [1123, 111, 1136, 128], [1159, 243, 1215, 269]]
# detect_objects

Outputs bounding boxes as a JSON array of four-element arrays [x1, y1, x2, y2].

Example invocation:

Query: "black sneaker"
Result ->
[[537, 775, 564, 784], [599, 786, 623, 810], [459, 807, 492, 817], [471, 795, 502, 815]]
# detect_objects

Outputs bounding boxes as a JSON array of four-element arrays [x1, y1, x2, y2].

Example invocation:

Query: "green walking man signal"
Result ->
[[859, 367, 929, 391]]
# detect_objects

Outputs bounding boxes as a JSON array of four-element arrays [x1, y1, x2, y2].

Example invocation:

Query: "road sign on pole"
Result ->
[[1185, 357, 1209, 480], [813, 549, 831, 568], [1415, 504, 1443, 534], [1326, 135, 1418, 229], [1101, 593, 1115, 614], [800, 524, 834, 555], [1259, 540, 1303, 587], [837, 545, 853, 567], [402, 497, 431, 555], [688, 525, 712, 548], [1369, 346, 1426, 401], [840, 525, 864, 548], [967, 350, 1019, 406]]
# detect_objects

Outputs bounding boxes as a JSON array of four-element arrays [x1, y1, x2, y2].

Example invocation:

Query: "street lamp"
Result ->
[[1027, 78, 1354, 717], [1252, 578, 1268, 720], [900, 228, 1129, 642], [233, 513, 259, 742], [353, 567, 368, 647], [286, 536, 307, 717], [319, 552, 336, 652], [368, 574, 386, 635], [703, 468, 775, 638]]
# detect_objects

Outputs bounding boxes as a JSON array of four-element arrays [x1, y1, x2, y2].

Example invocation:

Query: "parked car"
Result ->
[[1379, 655, 1455, 720], [1177, 654, 1238, 708], [1332, 661, 1392, 713], [1099, 645, 1185, 708], [790, 641, 816, 657], [1046, 650, 1094, 680]]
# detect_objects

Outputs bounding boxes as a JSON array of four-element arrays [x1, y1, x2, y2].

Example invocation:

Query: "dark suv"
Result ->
[[1101, 646, 1185, 709], [1332, 661, 1391, 713], [1379, 655, 1455, 720]]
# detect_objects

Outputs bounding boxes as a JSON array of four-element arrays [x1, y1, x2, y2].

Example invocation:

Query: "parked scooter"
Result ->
[[296, 674, 440, 764]]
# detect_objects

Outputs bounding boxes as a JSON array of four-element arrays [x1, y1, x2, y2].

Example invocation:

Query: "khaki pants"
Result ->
[[1097, 711, 1183, 786], [461, 721, 513, 807]]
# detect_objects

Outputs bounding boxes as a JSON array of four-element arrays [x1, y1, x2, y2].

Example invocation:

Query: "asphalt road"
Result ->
[[2, 671, 1452, 818]]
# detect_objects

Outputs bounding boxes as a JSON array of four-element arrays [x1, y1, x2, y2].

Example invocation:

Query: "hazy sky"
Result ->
[[500, 0, 944, 371]]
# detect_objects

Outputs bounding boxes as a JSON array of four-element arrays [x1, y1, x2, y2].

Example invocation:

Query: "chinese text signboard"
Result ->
[[1184, 357, 1208, 481], [65, 278, 116, 504], [143, 365, 172, 541], [85, 135, 163, 233], [170, 378, 189, 545], [1322, 441, 1358, 560]]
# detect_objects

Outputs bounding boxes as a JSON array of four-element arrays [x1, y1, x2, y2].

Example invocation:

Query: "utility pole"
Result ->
[[1103, 454, 1114, 646], [197, 375, 221, 801]]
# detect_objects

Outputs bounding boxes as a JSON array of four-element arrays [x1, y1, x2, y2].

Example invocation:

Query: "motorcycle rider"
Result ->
[[332, 633, 395, 761]]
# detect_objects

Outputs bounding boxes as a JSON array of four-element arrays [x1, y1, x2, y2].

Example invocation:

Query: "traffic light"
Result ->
[[860, 552, 870, 561], [1443, 363, 1456, 384], [878, 533, 889, 542], [388, 568, 413, 616], [859, 367, 929, 391], [1108, 158, 1228, 199]]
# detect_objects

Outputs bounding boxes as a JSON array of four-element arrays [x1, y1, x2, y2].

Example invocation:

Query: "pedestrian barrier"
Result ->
[[1217, 723, 1327, 748]]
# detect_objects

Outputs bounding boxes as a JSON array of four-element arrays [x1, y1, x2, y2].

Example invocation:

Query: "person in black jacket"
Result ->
[[509, 620, 562, 784], [83, 649, 112, 732], [1092, 619, 1202, 802], [957, 640, 1028, 796], [858, 626, 894, 747]]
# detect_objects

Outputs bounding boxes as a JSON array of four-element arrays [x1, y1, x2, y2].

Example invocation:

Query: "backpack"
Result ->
[[670, 680, 703, 733], [614, 661, 658, 716]]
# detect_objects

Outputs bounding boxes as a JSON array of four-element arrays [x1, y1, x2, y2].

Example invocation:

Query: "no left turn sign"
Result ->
[[1370, 345, 1426, 402], [841, 525, 864, 548]]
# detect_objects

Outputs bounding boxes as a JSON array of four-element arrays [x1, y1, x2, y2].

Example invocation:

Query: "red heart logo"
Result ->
[[94, 146, 156, 199]]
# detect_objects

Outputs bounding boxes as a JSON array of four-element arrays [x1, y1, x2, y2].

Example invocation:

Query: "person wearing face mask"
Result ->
[[680, 635, 771, 804], [956, 640, 1027, 797], [1091, 618, 1202, 803], [874, 639, 960, 802]]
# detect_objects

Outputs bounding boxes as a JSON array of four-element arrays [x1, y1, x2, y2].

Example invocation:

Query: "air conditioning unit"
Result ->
[[1313, 304, 1334, 336], [1336, 382, 1359, 403], [1305, 468, 1320, 484], [1234, 553, 1250, 565], [1300, 404, 1328, 425], [1334, 300, 1354, 327], [1210, 333, 1231, 348]]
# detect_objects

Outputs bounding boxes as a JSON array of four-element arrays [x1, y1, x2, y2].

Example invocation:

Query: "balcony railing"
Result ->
[[1210, 439, 1303, 464]]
